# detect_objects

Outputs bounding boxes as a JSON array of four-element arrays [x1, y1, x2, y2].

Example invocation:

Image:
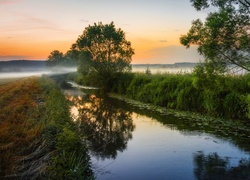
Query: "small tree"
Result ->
[[47, 50, 65, 67], [75, 22, 134, 87], [145, 67, 151, 75]]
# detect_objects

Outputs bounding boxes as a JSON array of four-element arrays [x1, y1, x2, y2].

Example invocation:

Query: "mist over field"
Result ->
[[0, 60, 77, 79], [132, 63, 196, 74], [0, 67, 77, 79], [0, 60, 197, 80]]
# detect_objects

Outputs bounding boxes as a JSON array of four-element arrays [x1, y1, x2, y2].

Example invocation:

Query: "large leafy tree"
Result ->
[[76, 22, 134, 77], [180, 0, 250, 72]]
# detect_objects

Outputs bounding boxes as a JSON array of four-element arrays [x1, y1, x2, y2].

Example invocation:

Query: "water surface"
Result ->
[[64, 85, 250, 180]]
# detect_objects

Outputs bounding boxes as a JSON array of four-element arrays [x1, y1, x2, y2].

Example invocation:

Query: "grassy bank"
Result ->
[[107, 71, 250, 121], [0, 76, 93, 179]]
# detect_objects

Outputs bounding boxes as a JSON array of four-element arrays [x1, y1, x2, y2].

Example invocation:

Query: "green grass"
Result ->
[[108, 72, 250, 121]]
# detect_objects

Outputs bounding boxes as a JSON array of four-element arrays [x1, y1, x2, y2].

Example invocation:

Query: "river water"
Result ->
[[63, 82, 250, 180]]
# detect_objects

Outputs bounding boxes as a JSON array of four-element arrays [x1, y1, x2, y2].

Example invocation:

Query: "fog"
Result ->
[[0, 64, 197, 80], [131, 64, 195, 74], [0, 67, 77, 79]]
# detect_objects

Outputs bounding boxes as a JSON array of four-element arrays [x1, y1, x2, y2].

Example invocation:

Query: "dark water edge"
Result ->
[[59, 77, 250, 180], [109, 94, 250, 153]]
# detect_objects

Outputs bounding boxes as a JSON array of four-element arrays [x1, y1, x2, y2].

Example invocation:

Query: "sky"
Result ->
[[0, 0, 208, 64]]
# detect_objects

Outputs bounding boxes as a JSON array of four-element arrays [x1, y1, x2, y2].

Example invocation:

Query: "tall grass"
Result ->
[[109, 72, 250, 121]]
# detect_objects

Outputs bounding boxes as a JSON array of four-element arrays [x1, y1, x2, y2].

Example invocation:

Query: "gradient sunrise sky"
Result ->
[[0, 0, 208, 64]]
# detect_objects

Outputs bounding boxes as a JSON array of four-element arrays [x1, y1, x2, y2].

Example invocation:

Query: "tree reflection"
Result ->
[[193, 152, 250, 179], [66, 92, 135, 160]]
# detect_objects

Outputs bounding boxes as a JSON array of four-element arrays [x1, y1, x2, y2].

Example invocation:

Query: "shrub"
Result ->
[[223, 92, 247, 119]]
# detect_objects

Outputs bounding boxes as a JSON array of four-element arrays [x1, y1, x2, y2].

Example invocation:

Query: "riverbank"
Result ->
[[109, 93, 250, 151], [0, 76, 93, 179], [107, 72, 250, 121], [70, 70, 250, 151]]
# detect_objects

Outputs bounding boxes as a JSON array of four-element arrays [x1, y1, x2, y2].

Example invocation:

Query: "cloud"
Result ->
[[0, 0, 24, 5], [159, 40, 168, 43], [80, 19, 89, 23], [0, 14, 68, 34], [28, 17, 62, 31]]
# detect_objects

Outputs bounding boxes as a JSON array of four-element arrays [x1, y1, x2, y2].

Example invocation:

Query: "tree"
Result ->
[[47, 50, 64, 67], [190, 0, 250, 13], [64, 43, 80, 66], [181, 0, 250, 73], [76, 22, 134, 78]]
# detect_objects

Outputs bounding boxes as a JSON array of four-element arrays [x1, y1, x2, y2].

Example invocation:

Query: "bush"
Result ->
[[223, 92, 247, 119], [127, 74, 152, 99]]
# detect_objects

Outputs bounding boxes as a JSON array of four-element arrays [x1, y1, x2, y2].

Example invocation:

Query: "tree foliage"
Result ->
[[76, 22, 134, 77], [47, 50, 64, 67], [64, 44, 80, 66], [47, 49, 78, 67], [181, 0, 250, 72], [190, 0, 250, 13]]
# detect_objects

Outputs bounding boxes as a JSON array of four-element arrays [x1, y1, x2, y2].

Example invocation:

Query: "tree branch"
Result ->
[[215, 48, 250, 72], [239, 0, 250, 8]]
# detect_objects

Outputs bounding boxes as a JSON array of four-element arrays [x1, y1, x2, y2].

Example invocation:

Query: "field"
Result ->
[[0, 77, 44, 177], [0, 76, 93, 179], [0, 78, 24, 85]]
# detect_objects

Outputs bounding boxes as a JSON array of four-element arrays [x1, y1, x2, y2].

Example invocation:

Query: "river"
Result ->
[[63, 81, 250, 180]]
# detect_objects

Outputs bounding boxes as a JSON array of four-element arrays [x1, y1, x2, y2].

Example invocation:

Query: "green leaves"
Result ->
[[182, 0, 250, 73], [75, 22, 134, 91], [76, 22, 134, 77]]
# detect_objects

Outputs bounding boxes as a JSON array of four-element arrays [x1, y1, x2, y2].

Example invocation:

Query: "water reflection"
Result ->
[[65, 91, 135, 160], [193, 152, 250, 179]]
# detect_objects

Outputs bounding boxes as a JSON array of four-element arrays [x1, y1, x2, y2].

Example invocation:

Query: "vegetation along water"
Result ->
[[63, 77, 250, 179]]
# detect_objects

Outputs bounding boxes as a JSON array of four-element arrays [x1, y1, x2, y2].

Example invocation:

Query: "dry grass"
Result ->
[[0, 77, 24, 85], [0, 77, 44, 177]]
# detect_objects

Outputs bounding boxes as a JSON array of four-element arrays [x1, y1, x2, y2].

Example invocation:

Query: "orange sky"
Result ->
[[0, 0, 206, 64]]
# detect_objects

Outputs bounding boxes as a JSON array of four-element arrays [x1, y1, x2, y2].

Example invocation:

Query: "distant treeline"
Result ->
[[0, 60, 46, 72]]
